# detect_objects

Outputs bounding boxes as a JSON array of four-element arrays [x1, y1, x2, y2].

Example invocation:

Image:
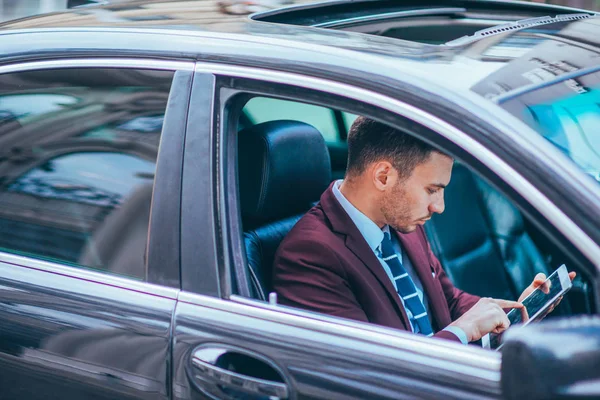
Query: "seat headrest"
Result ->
[[238, 120, 331, 225]]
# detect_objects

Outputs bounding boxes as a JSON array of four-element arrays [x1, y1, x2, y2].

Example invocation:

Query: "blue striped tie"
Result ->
[[380, 232, 433, 336]]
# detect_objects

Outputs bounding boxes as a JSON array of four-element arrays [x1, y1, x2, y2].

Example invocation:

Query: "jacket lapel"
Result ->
[[396, 230, 452, 330], [320, 184, 411, 330]]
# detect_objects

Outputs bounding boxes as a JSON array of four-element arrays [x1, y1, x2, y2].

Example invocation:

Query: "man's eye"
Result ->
[[427, 188, 438, 195]]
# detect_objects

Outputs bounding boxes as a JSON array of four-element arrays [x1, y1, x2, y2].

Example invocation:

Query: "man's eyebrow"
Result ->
[[432, 183, 447, 189]]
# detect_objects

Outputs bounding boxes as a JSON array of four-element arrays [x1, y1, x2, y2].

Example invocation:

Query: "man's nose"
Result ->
[[429, 196, 445, 214]]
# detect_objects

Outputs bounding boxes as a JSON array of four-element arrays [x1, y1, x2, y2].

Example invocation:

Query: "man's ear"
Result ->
[[372, 161, 396, 191]]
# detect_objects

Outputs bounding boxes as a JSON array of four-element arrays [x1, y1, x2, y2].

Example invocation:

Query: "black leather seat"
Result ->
[[238, 120, 331, 300], [425, 163, 550, 300]]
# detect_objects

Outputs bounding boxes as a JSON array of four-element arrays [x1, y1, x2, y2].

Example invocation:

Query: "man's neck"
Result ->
[[339, 179, 385, 229]]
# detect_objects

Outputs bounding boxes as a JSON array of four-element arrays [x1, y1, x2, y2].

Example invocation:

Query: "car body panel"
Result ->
[[0, 256, 177, 399], [173, 292, 501, 400]]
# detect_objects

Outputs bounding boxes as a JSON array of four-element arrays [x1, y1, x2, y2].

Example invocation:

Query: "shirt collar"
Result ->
[[332, 180, 387, 252]]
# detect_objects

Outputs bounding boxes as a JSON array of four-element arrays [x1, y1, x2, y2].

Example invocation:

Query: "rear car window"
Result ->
[[243, 96, 350, 143], [0, 68, 174, 280]]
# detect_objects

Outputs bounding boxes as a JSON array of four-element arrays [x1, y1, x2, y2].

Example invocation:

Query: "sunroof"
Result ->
[[252, 0, 594, 45], [446, 13, 595, 46]]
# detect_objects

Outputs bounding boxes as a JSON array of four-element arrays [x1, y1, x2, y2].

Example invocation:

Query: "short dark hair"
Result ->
[[346, 116, 443, 180]]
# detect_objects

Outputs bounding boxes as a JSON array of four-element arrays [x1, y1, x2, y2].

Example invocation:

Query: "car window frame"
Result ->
[[179, 71, 221, 296], [210, 66, 598, 293], [196, 59, 600, 325], [0, 57, 193, 292]]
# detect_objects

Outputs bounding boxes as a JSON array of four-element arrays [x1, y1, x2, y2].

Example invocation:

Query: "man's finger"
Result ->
[[533, 273, 546, 286], [549, 296, 564, 313], [541, 280, 551, 294], [569, 272, 577, 281], [493, 299, 524, 309], [492, 313, 512, 333], [520, 306, 530, 322]]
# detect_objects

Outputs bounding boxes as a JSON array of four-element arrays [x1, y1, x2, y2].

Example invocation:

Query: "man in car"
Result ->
[[272, 116, 566, 344]]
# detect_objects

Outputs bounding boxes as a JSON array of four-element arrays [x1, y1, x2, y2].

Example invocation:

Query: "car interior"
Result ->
[[234, 94, 595, 334]]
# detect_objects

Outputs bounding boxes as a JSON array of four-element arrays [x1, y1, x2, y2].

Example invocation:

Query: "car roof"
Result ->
[[0, 0, 447, 59], [0, 0, 599, 99]]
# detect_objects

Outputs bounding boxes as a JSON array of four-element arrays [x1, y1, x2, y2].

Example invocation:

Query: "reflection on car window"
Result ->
[[9, 153, 155, 207], [0, 68, 174, 280], [117, 115, 164, 133], [82, 113, 164, 146], [0, 93, 79, 123]]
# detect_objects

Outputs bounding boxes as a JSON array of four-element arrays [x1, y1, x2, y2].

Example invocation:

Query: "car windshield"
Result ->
[[493, 70, 600, 184], [463, 19, 600, 185]]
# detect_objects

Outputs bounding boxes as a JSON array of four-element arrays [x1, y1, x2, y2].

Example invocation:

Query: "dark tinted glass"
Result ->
[[0, 68, 174, 280]]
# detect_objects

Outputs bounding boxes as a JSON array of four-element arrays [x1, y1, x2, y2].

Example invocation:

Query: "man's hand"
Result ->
[[518, 271, 576, 314], [448, 298, 524, 342]]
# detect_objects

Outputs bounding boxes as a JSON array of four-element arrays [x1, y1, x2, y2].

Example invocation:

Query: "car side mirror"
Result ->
[[501, 316, 600, 400]]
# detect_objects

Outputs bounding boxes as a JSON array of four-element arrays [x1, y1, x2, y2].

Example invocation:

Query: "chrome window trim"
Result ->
[[0, 57, 191, 299], [312, 8, 467, 28], [346, 17, 508, 32], [195, 62, 600, 267], [180, 291, 501, 387], [0, 252, 179, 299], [0, 58, 195, 74]]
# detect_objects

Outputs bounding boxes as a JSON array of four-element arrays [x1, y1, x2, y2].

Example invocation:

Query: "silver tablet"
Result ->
[[490, 264, 572, 350], [507, 264, 572, 327]]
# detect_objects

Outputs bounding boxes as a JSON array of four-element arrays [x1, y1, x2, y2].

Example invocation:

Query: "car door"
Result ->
[[171, 68, 504, 400], [0, 59, 193, 399]]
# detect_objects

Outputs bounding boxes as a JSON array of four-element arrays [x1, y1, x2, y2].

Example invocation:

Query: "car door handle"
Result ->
[[190, 347, 289, 399]]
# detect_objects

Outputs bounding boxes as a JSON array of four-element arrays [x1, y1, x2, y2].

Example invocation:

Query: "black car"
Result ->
[[0, 1, 599, 399]]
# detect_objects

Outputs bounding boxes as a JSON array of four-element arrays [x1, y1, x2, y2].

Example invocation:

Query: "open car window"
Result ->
[[231, 93, 592, 349]]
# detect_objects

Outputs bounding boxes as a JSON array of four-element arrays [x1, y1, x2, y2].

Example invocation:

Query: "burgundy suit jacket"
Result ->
[[273, 183, 480, 342]]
